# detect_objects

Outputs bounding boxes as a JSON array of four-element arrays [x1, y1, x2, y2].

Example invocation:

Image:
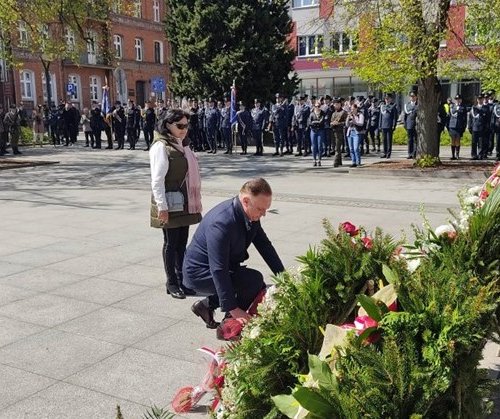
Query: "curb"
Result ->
[[349, 167, 491, 180]]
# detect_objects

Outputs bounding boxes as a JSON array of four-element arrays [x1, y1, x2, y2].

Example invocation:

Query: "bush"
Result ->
[[393, 126, 472, 147], [19, 126, 50, 146]]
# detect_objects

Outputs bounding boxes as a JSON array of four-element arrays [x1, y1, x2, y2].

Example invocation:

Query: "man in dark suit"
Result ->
[[183, 178, 284, 329]]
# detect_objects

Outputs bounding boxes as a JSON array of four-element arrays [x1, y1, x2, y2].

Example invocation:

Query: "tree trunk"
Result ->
[[416, 76, 441, 158], [42, 60, 52, 107]]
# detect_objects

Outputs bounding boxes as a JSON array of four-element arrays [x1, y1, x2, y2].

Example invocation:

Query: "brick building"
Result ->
[[0, 0, 170, 113], [289, 1, 482, 104]]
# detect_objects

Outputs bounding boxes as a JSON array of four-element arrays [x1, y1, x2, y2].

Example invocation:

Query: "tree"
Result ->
[[166, 0, 299, 104], [0, 0, 115, 107]]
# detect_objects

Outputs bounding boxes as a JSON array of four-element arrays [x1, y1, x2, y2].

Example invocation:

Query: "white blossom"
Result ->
[[406, 258, 421, 273], [249, 325, 261, 339], [434, 224, 455, 237], [464, 195, 480, 206], [467, 186, 482, 196]]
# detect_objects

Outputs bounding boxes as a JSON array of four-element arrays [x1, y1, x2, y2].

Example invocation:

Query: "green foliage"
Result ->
[[415, 155, 441, 168], [222, 222, 402, 418], [272, 191, 499, 418], [392, 126, 472, 146], [142, 405, 176, 419], [165, 0, 299, 104]]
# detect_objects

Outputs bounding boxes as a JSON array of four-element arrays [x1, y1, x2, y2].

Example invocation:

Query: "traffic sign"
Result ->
[[151, 77, 166, 93], [66, 83, 76, 95]]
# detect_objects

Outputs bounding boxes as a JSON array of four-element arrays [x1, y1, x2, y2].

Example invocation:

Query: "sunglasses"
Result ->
[[173, 123, 189, 130]]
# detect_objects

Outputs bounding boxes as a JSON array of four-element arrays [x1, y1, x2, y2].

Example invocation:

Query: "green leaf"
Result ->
[[357, 295, 382, 322], [272, 394, 301, 418], [382, 264, 399, 284], [308, 354, 337, 390], [357, 326, 378, 343], [293, 387, 335, 417]]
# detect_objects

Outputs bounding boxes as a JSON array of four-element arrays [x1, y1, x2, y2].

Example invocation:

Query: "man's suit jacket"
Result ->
[[183, 197, 284, 312]]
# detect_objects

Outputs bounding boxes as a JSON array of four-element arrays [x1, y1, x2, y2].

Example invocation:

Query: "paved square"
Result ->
[[0, 144, 498, 418]]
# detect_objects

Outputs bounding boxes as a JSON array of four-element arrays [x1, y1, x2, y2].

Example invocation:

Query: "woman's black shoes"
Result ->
[[166, 286, 186, 299]]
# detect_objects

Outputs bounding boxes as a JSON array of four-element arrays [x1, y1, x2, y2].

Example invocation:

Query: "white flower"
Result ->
[[249, 325, 261, 339], [434, 224, 456, 237], [464, 195, 480, 206], [406, 258, 421, 273], [467, 186, 482, 195]]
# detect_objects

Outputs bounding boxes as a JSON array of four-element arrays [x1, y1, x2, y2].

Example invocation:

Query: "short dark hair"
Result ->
[[240, 178, 272, 196], [156, 108, 190, 136]]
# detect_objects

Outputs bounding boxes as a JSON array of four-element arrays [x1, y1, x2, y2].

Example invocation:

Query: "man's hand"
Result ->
[[158, 210, 169, 224], [230, 307, 252, 325]]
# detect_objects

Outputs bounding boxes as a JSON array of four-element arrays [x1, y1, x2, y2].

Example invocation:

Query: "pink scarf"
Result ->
[[169, 139, 202, 214]]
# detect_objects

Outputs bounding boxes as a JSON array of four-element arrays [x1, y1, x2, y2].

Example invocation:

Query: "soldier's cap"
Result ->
[[357, 96, 365, 101], [385, 93, 394, 99], [409, 91, 416, 96], [371, 98, 379, 103], [487, 89, 495, 96], [254, 98, 261, 103], [368, 93, 374, 98], [209, 97, 216, 103], [333, 98, 342, 104], [9, 104, 16, 109], [477, 93, 485, 99], [238, 101, 244, 105], [349, 96, 356, 101], [325, 95, 332, 100], [275, 93, 284, 98], [454, 94, 462, 100], [299, 96, 306, 101], [114, 101, 121, 105]]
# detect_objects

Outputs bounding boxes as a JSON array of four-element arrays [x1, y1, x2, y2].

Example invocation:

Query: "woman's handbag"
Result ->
[[166, 191, 185, 212]]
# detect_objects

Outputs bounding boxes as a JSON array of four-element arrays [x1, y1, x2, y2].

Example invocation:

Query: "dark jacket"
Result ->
[[308, 109, 325, 131], [379, 102, 398, 130], [448, 103, 467, 133], [468, 105, 489, 133], [183, 197, 284, 312], [403, 101, 418, 130]]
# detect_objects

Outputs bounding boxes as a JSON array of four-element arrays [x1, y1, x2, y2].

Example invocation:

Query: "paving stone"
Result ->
[[0, 364, 56, 410], [0, 262, 30, 278], [0, 268, 89, 293], [0, 316, 45, 348], [56, 306, 176, 346], [0, 284, 36, 307], [65, 348, 203, 406], [47, 255, 131, 277], [0, 329, 123, 380], [50, 277, 148, 305], [0, 382, 145, 419], [100, 263, 166, 287], [0, 294, 101, 327]]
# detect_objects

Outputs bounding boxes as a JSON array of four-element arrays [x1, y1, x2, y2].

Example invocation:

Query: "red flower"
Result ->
[[362, 237, 373, 250], [341, 221, 359, 236], [172, 386, 195, 413], [480, 189, 489, 200]]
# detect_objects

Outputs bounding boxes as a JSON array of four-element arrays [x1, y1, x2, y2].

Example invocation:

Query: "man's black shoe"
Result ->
[[191, 300, 219, 329], [181, 285, 197, 296], [166, 285, 186, 299]]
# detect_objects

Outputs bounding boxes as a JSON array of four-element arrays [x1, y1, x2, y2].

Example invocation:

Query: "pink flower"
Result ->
[[362, 237, 373, 250], [341, 221, 359, 236], [479, 189, 489, 200]]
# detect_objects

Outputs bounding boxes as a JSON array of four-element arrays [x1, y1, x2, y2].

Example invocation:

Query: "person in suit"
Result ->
[[403, 91, 418, 159], [447, 94, 467, 160], [292, 96, 310, 156], [468, 94, 489, 160], [183, 178, 284, 329], [150, 108, 202, 299], [379, 93, 399, 158]]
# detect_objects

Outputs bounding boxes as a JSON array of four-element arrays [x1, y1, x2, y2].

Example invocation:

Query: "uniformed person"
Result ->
[[269, 93, 287, 156], [197, 100, 207, 151], [188, 99, 201, 151], [251, 99, 268, 156], [322, 95, 333, 156], [126, 99, 141, 150], [292, 96, 310, 156], [468, 94, 489, 159], [403, 91, 418, 159], [284, 98, 295, 154], [491, 98, 500, 161], [367, 98, 381, 152], [330, 98, 348, 167], [3, 104, 22, 155], [236, 102, 253, 155], [447, 94, 467, 160], [205, 98, 220, 154], [220, 98, 232, 154], [486, 90, 496, 155], [112, 101, 126, 150], [379, 93, 398, 159]]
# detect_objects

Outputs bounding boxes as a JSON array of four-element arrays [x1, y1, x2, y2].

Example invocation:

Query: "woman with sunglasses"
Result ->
[[308, 100, 326, 166], [150, 109, 203, 299]]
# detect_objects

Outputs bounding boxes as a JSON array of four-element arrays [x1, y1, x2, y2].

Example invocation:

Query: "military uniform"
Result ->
[[188, 105, 201, 151], [321, 99, 333, 156], [251, 102, 268, 156], [468, 98, 489, 159], [220, 105, 232, 154], [447, 97, 467, 160], [205, 104, 220, 153], [330, 104, 348, 167], [367, 100, 381, 152], [379, 97, 398, 158], [112, 103, 126, 149], [0, 107, 7, 155], [292, 100, 310, 156], [270, 96, 287, 156], [490, 102, 500, 161], [237, 107, 252, 155], [403, 95, 418, 158], [126, 103, 141, 150], [3, 107, 21, 154], [143, 106, 157, 151]]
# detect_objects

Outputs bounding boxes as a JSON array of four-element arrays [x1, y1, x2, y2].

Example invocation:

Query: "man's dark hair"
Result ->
[[156, 108, 190, 136], [240, 178, 272, 196]]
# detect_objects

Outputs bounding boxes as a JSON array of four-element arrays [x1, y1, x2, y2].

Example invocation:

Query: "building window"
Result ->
[[18, 22, 28, 47], [154, 41, 163, 64], [41, 72, 57, 104], [65, 28, 76, 50], [20, 70, 35, 100], [133, 0, 142, 18], [331, 32, 354, 54], [68, 74, 80, 101], [292, 0, 319, 8], [89, 76, 101, 102], [86, 31, 98, 65], [113, 35, 123, 59], [297, 35, 323, 57], [153, 0, 160, 22], [135, 38, 143, 61]]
